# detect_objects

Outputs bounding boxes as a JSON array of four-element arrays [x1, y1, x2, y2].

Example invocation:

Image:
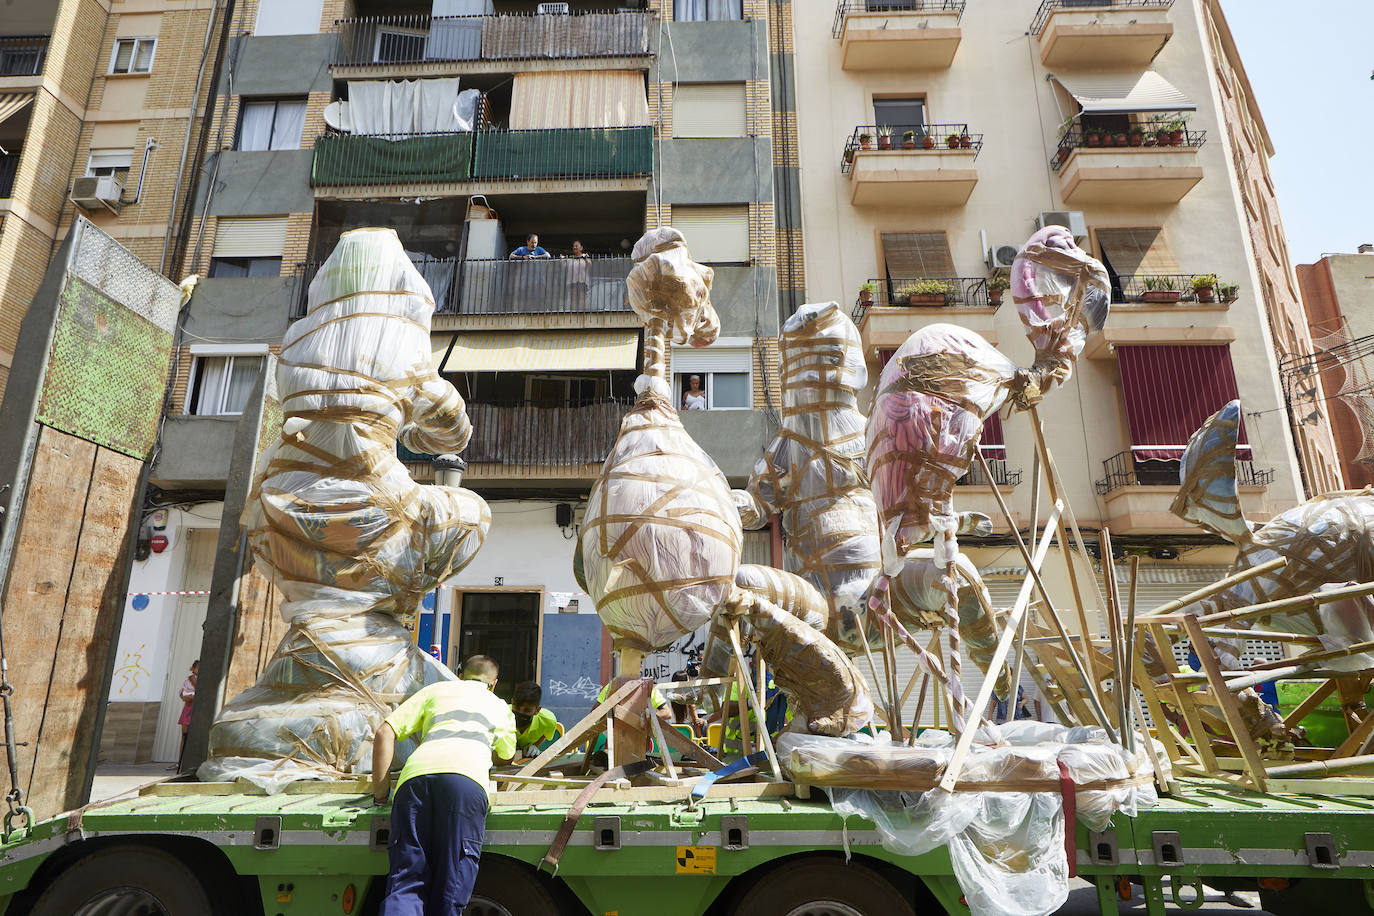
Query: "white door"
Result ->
[[151, 530, 217, 762]]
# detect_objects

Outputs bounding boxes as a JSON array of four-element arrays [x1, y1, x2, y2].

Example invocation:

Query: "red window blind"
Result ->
[[1117, 344, 1250, 461], [979, 410, 1006, 460]]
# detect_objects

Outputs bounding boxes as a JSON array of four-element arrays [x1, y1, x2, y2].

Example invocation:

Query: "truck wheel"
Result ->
[[467, 855, 560, 916], [29, 845, 212, 916], [732, 858, 916, 916]]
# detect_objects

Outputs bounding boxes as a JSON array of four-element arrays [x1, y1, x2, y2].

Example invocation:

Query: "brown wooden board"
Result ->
[[221, 564, 285, 702]]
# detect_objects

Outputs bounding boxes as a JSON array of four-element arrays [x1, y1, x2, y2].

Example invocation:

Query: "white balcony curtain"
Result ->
[[673, 0, 742, 22], [238, 101, 276, 151], [509, 70, 649, 130], [269, 100, 306, 149], [347, 78, 471, 137]]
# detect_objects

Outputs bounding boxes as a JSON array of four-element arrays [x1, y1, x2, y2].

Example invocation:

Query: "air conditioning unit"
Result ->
[[987, 243, 1020, 271], [537, 2, 570, 12], [1036, 209, 1087, 240], [70, 175, 123, 214]]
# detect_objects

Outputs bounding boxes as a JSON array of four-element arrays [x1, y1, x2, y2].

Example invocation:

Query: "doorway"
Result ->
[[151, 529, 216, 762], [452, 591, 541, 702]]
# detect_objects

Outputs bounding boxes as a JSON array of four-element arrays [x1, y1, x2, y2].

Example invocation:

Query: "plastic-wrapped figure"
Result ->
[[199, 228, 491, 789]]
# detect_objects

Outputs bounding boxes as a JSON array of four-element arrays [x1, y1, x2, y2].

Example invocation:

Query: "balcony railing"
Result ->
[[1029, 0, 1173, 36], [332, 11, 653, 67], [831, 0, 965, 39], [1110, 273, 1232, 306], [0, 153, 18, 198], [456, 256, 631, 315], [292, 255, 457, 318], [398, 398, 632, 472], [1094, 451, 1274, 496], [1050, 119, 1205, 170], [0, 35, 48, 77], [957, 458, 1021, 487], [310, 126, 653, 186], [841, 123, 982, 173], [851, 276, 993, 323]]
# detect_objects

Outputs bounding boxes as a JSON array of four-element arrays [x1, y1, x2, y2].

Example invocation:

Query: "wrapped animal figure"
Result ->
[[200, 228, 491, 790]]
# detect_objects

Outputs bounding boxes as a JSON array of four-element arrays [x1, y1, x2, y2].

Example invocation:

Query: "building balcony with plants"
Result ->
[[1109, 273, 1238, 307], [841, 123, 982, 208], [831, 0, 964, 71], [1030, 0, 1174, 69], [853, 275, 999, 355], [1051, 112, 1204, 206]]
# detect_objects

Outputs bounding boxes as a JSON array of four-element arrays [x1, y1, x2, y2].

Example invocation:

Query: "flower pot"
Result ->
[[910, 293, 947, 306], [1128, 133, 1144, 147], [988, 288, 1003, 306], [1194, 286, 1215, 303], [1144, 135, 1157, 147], [946, 137, 959, 149], [1086, 134, 1102, 147], [922, 135, 935, 149], [902, 139, 916, 149], [1169, 129, 1184, 145], [1114, 133, 1128, 146], [959, 135, 972, 149], [877, 135, 891, 150], [1155, 130, 1170, 146], [1056, 145, 1072, 163], [859, 138, 872, 150], [859, 290, 874, 304], [1142, 290, 1181, 304]]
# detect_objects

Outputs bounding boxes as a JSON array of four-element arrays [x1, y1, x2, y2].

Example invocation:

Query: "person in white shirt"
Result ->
[[682, 374, 707, 411]]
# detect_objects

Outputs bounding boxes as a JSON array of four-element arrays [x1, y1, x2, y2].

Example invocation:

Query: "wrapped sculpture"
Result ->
[[199, 228, 491, 790]]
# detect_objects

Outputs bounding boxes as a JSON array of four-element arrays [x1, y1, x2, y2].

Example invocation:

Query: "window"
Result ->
[[235, 99, 307, 151], [672, 343, 752, 410], [673, 83, 747, 138], [1094, 227, 1178, 300], [872, 97, 924, 138], [208, 257, 281, 278], [253, 0, 325, 36], [670, 205, 749, 263], [673, 0, 742, 22], [188, 353, 265, 415], [85, 150, 132, 181], [212, 216, 287, 272], [879, 231, 955, 294], [110, 38, 156, 74]]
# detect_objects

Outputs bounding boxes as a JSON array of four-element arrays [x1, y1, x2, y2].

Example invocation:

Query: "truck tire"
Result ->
[[29, 845, 213, 916], [467, 855, 560, 916], [732, 858, 917, 916]]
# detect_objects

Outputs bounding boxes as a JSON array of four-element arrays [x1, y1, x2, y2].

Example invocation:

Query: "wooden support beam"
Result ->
[[1182, 616, 1267, 792], [1139, 557, 1289, 618], [729, 625, 781, 780], [511, 679, 643, 785]]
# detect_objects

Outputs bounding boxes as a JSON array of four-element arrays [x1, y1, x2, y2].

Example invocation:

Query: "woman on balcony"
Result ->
[[565, 239, 590, 309]]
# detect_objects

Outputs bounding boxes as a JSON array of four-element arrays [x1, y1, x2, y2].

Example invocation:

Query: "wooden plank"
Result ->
[[1182, 616, 1267, 792], [510, 679, 641, 785], [729, 625, 780, 780], [1283, 679, 1339, 730], [222, 565, 285, 702]]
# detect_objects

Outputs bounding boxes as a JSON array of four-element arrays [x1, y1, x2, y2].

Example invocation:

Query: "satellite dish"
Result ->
[[323, 100, 352, 133]]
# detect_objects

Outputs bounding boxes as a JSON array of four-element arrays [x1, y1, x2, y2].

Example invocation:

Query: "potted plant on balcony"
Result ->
[[903, 129, 918, 149], [858, 131, 873, 150], [946, 133, 961, 149], [1128, 125, 1145, 147], [1154, 123, 1171, 146], [959, 131, 972, 149], [907, 278, 954, 306], [859, 281, 875, 305], [1166, 117, 1186, 146], [986, 273, 1009, 307], [1085, 127, 1103, 147], [1191, 273, 1218, 303], [1218, 281, 1239, 303], [921, 130, 935, 149], [1142, 276, 1181, 304], [877, 125, 893, 150]]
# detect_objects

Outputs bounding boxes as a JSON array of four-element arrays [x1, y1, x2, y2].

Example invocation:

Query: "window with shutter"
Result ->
[[671, 206, 750, 263], [880, 231, 956, 281], [213, 217, 288, 258], [673, 83, 747, 138], [1094, 227, 1179, 279], [672, 343, 752, 410]]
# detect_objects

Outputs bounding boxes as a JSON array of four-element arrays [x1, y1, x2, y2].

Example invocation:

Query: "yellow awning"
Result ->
[[431, 332, 454, 369], [0, 93, 33, 128], [439, 329, 640, 373]]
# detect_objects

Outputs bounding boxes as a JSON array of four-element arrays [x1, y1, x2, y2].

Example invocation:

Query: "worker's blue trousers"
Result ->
[[380, 773, 488, 916]]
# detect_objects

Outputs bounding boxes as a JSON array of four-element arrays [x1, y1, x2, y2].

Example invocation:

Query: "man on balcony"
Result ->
[[509, 233, 551, 259]]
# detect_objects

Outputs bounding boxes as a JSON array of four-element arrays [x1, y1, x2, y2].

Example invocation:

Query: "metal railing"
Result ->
[[332, 11, 653, 66], [957, 458, 1021, 487], [292, 256, 458, 318], [1095, 450, 1274, 495], [851, 276, 993, 323], [310, 126, 653, 186], [398, 398, 632, 473], [831, 0, 964, 38], [841, 123, 982, 173], [1110, 273, 1230, 305], [0, 35, 48, 77], [1051, 118, 1206, 170], [0, 153, 18, 198], [456, 256, 631, 315], [1030, 0, 1173, 36]]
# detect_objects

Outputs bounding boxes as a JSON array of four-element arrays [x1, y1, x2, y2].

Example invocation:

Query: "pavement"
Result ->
[[1056, 878, 1271, 914], [89, 763, 174, 804]]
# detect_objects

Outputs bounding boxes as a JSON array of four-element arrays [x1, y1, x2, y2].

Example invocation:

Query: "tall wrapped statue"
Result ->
[[199, 228, 491, 789]]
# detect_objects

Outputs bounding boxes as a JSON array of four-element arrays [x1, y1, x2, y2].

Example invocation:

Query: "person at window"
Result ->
[[509, 233, 550, 260], [371, 654, 516, 916], [565, 239, 590, 309], [683, 374, 707, 411], [510, 680, 560, 758]]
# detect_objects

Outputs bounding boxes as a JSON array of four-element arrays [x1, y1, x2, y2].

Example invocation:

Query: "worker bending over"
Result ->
[[510, 681, 560, 758], [372, 655, 516, 915]]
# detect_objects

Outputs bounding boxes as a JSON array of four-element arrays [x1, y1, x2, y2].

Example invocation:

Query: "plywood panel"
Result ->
[[222, 563, 286, 703]]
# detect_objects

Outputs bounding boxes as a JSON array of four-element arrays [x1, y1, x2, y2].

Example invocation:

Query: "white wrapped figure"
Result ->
[[199, 228, 491, 790]]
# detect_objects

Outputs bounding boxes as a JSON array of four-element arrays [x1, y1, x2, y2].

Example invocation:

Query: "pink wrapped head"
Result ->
[[1011, 225, 1110, 353]]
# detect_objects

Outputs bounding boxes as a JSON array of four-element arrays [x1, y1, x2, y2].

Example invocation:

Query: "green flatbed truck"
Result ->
[[0, 775, 1371, 916]]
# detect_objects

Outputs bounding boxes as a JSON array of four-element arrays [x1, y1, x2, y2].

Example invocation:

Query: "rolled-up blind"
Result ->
[[213, 217, 288, 258], [670, 205, 749, 263], [673, 83, 747, 138], [880, 231, 955, 279]]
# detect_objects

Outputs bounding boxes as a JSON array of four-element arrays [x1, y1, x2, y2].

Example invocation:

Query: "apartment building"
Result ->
[[111, 0, 792, 751], [794, 0, 1330, 709], [1296, 245, 1374, 490], [0, 0, 222, 402]]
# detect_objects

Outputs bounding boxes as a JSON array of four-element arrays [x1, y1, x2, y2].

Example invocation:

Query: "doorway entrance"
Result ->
[[453, 591, 541, 701], [151, 529, 216, 762]]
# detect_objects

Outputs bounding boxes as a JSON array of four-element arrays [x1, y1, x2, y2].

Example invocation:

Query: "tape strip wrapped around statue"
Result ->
[[198, 228, 491, 791]]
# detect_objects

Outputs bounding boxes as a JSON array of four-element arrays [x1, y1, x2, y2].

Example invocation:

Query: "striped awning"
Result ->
[[0, 93, 33, 127], [439, 329, 640, 373], [431, 333, 455, 370], [1054, 72, 1196, 114], [1117, 345, 1249, 461]]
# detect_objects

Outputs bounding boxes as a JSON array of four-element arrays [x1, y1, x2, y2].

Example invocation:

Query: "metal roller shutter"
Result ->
[[673, 83, 747, 138], [213, 217, 288, 258], [670, 206, 750, 263], [669, 344, 751, 374]]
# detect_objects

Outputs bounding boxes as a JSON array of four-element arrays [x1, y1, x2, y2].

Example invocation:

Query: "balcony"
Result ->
[[1051, 120, 1204, 206], [1094, 451, 1274, 534], [851, 276, 996, 354], [310, 126, 653, 190], [0, 35, 48, 80], [957, 458, 1021, 488], [331, 11, 653, 72], [842, 124, 981, 208], [1030, 0, 1173, 69], [832, 0, 963, 71], [1108, 273, 1233, 307], [0, 152, 18, 198], [398, 398, 632, 481]]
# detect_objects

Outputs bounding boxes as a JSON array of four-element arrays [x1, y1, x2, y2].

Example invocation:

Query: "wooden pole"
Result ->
[[1139, 556, 1288, 618], [1196, 581, 1374, 627], [1122, 556, 1141, 754], [728, 624, 781, 780], [1099, 529, 1128, 740]]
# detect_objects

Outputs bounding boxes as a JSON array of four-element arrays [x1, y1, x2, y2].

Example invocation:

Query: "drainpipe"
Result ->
[[131, 137, 158, 203]]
